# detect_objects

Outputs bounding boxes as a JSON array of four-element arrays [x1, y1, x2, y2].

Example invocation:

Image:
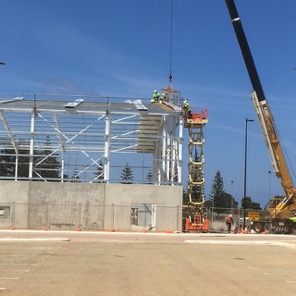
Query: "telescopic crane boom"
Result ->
[[225, 0, 296, 233]]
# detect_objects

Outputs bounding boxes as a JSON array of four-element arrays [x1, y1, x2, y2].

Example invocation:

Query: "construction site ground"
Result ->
[[0, 230, 295, 296]]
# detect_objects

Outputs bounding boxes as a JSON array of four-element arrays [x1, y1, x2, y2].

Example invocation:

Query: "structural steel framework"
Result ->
[[0, 94, 183, 185]]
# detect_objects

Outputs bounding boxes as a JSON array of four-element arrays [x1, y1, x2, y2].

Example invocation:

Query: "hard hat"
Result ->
[[229, 214, 232, 217], [154, 90, 157, 92]]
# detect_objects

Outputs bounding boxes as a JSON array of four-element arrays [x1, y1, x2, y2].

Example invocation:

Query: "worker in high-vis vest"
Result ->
[[182, 99, 191, 118], [290, 213, 296, 223], [151, 90, 160, 103]]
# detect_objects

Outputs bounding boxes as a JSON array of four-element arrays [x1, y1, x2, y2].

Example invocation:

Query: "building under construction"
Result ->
[[0, 90, 207, 231]]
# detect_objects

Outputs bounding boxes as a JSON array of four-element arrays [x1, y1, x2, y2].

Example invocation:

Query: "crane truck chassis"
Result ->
[[225, 0, 296, 234]]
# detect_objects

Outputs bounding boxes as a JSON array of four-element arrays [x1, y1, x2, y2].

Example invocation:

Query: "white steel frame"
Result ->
[[0, 95, 183, 185]]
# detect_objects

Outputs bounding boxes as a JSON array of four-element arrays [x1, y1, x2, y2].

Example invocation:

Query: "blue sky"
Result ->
[[1, 0, 296, 207]]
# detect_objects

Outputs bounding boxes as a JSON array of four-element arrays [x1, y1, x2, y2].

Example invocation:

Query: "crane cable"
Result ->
[[168, 0, 174, 83]]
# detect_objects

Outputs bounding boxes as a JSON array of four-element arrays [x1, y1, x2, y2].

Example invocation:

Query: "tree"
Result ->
[[206, 170, 237, 212], [0, 140, 42, 179], [183, 190, 189, 205], [94, 160, 104, 182], [120, 163, 133, 184], [70, 170, 81, 183], [145, 170, 153, 184], [0, 136, 61, 181], [225, 192, 239, 210], [36, 136, 61, 181], [241, 196, 261, 210]]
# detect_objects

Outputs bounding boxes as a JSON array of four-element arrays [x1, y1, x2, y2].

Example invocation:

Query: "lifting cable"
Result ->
[[168, 0, 174, 83]]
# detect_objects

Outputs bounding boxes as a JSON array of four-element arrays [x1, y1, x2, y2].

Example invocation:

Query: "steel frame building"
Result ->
[[0, 94, 184, 185]]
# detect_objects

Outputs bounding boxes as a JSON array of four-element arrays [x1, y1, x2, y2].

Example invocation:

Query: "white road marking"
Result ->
[[184, 240, 296, 249], [0, 270, 29, 272], [0, 237, 70, 241]]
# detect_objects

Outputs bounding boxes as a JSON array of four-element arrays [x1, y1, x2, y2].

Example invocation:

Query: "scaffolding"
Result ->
[[0, 94, 183, 185]]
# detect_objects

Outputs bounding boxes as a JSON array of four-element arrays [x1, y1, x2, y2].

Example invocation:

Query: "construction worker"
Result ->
[[161, 91, 168, 102], [151, 90, 160, 103], [182, 99, 191, 118], [225, 214, 233, 233], [182, 99, 190, 111], [289, 213, 296, 223]]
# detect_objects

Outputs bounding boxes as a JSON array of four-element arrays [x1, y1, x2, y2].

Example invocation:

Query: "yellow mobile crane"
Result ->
[[226, 0, 296, 234]]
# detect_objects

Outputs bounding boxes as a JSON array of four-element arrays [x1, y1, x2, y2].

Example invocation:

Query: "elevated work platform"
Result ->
[[184, 107, 208, 231]]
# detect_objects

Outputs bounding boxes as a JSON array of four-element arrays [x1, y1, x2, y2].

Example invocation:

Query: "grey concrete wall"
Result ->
[[0, 181, 30, 228], [28, 182, 106, 230], [0, 181, 182, 231], [105, 184, 183, 231]]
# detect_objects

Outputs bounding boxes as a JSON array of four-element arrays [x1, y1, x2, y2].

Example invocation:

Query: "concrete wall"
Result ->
[[0, 181, 30, 229], [0, 181, 182, 231], [105, 184, 183, 231]]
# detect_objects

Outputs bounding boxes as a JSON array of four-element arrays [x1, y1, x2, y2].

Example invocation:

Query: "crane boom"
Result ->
[[225, 0, 296, 225], [225, 0, 266, 102]]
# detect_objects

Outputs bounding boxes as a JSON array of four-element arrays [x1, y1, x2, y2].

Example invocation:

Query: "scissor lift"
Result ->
[[184, 108, 209, 232]]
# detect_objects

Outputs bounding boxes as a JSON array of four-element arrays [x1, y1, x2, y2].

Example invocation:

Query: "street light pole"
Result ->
[[231, 180, 234, 216], [268, 170, 271, 200], [243, 118, 254, 230]]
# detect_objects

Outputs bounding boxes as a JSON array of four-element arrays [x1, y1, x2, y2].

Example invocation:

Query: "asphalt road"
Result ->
[[0, 230, 295, 296]]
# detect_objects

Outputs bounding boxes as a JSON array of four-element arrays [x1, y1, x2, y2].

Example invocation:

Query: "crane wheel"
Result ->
[[253, 222, 263, 233], [263, 223, 271, 233]]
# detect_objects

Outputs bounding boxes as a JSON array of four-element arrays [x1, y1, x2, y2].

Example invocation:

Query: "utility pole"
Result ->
[[231, 180, 234, 215], [243, 118, 254, 230]]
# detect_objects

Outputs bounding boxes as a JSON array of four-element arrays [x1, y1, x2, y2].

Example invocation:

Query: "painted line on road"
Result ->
[[184, 240, 296, 249], [0, 237, 70, 242], [0, 270, 29, 273]]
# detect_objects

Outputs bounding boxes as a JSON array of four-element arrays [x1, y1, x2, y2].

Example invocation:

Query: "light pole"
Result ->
[[243, 118, 254, 230], [231, 180, 234, 216], [268, 170, 271, 200]]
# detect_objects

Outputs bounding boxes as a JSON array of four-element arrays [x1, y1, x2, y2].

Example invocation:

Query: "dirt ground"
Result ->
[[0, 231, 295, 296]]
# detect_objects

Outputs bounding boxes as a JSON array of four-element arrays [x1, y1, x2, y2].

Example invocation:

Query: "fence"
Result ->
[[0, 202, 275, 233], [206, 207, 272, 233]]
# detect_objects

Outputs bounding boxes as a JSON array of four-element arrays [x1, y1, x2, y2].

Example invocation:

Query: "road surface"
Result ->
[[0, 230, 295, 296]]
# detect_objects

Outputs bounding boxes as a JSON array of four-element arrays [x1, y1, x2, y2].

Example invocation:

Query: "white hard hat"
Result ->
[[154, 90, 157, 92]]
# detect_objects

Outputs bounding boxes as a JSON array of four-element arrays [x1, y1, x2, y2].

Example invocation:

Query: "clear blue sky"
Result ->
[[1, 0, 296, 207]]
